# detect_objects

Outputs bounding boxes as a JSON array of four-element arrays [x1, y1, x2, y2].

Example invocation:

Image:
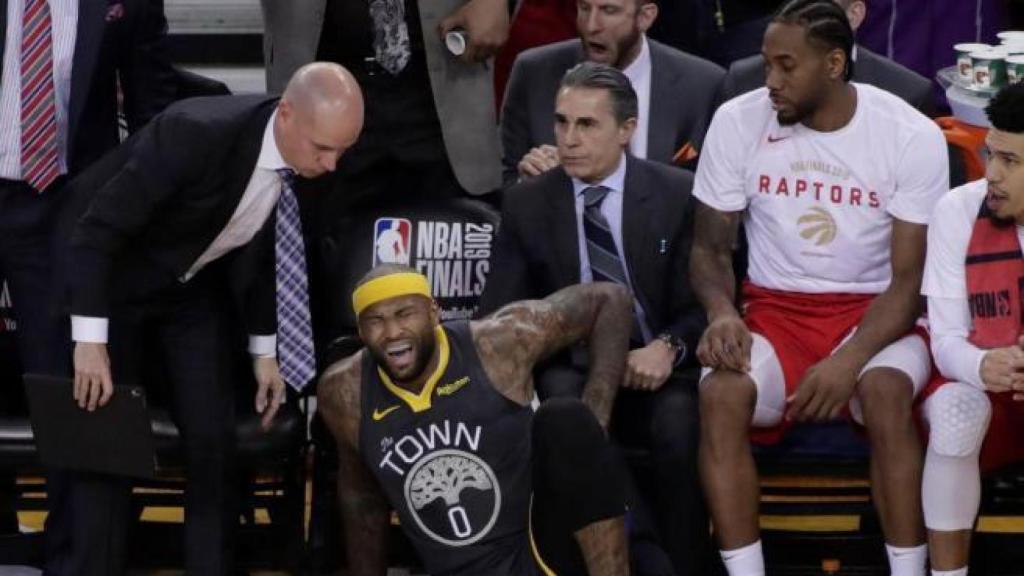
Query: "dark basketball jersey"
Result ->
[[359, 321, 540, 575]]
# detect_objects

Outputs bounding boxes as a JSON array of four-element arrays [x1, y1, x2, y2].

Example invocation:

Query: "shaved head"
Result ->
[[275, 62, 365, 178]]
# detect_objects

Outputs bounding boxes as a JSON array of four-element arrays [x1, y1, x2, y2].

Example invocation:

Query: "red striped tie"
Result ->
[[20, 0, 59, 193]]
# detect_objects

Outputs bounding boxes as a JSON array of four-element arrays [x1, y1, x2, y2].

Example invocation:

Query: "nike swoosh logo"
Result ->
[[372, 405, 401, 421], [767, 135, 790, 143]]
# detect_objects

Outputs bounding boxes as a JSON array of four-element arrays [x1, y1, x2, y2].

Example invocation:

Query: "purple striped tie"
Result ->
[[20, 0, 59, 193], [275, 169, 316, 391]]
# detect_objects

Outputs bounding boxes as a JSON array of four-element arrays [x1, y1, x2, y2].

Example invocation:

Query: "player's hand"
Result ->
[[73, 342, 114, 412], [696, 314, 751, 372], [624, 340, 675, 391], [253, 356, 287, 431], [517, 145, 560, 179], [982, 345, 1024, 396], [786, 353, 859, 422], [439, 0, 509, 63]]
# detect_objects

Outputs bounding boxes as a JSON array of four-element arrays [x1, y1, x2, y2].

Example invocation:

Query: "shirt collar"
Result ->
[[621, 34, 651, 83], [572, 153, 627, 197], [257, 109, 289, 171]]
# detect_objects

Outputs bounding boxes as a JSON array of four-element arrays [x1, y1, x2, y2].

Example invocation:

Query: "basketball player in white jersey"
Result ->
[[690, 1, 948, 575]]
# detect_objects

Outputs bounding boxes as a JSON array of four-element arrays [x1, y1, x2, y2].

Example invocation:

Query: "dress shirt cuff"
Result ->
[[71, 316, 108, 343], [249, 334, 277, 358]]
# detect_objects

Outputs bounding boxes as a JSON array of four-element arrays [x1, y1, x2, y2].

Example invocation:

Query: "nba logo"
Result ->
[[373, 218, 412, 266]]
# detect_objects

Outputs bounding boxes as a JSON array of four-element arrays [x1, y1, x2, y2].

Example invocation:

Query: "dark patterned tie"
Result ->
[[275, 169, 315, 391], [20, 0, 59, 192], [369, 0, 411, 75], [583, 186, 645, 343]]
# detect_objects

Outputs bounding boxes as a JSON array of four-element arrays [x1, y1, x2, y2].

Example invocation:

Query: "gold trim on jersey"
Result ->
[[528, 494, 557, 576], [377, 326, 450, 413]]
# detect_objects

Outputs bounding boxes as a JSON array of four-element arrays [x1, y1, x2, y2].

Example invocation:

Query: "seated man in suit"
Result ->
[[320, 268, 632, 575], [501, 0, 724, 185], [480, 62, 707, 575], [718, 0, 934, 115], [67, 63, 363, 575]]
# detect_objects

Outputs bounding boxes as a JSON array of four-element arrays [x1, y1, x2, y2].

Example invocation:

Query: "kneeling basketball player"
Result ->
[[318, 266, 632, 575]]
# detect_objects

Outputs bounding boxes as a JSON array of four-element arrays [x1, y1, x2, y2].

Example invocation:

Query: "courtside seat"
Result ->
[[308, 196, 500, 573]]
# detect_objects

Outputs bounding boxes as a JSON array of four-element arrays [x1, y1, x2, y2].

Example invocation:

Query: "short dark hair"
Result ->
[[774, 0, 856, 81], [987, 83, 1024, 133], [560, 62, 639, 124]]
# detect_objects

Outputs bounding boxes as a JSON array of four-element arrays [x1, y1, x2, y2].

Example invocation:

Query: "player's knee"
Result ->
[[856, 367, 914, 420], [699, 373, 756, 428], [927, 383, 991, 458]]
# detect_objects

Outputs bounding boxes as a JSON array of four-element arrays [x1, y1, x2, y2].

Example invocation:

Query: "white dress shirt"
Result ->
[[572, 153, 651, 342], [0, 0, 78, 180], [73, 111, 290, 357], [621, 35, 652, 160]]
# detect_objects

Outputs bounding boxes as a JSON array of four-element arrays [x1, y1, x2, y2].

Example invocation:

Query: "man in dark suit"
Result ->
[[261, 0, 505, 211], [718, 0, 934, 114], [501, 0, 724, 186], [480, 62, 707, 576], [65, 63, 363, 576], [0, 0, 176, 398], [0, 0, 180, 562]]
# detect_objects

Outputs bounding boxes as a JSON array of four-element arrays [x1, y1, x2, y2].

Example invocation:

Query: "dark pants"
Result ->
[[537, 364, 709, 576], [0, 180, 70, 538], [531, 397, 628, 575], [0, 180, 70, 377], [45, 277, 237, 576]]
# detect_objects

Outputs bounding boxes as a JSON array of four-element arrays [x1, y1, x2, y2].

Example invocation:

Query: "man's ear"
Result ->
[[637, 2, 658, 33]]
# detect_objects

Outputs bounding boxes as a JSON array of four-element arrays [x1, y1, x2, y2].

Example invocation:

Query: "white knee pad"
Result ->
[[699, 333, 786, 428], [922, 382, 990, 532], [925, 382, 991, 458], [849, 333, 931, 425]]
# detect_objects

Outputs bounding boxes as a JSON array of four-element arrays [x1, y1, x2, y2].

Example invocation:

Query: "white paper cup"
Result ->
[[956, 43, 992, 84], [445, 30, 467, 56], [971, 50, 1007, 89], [1008, 55, 1024, 85], [998, 31, 1024, 43]]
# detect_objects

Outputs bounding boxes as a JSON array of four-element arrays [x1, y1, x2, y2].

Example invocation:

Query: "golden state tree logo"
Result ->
[[797, 207, 837, 246]]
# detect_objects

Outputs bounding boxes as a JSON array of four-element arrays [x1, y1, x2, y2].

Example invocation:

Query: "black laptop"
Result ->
[[25, 374, 156, 479]]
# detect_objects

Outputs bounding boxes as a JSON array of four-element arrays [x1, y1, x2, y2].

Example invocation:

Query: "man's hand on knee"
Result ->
[[787, 353, 859, 422], [697, 315, 751, 373], [624, 341, 674, 391]]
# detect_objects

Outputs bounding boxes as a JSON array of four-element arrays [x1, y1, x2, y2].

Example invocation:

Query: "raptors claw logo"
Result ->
[[797, 206, 838, 246]]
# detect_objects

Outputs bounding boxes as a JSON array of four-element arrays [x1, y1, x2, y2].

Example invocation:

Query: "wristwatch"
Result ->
[[656, 332, 685, 362]]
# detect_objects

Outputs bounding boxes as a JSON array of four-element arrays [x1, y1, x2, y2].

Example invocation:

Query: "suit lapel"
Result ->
[[622, 156, 652, 295], [69, 0, 105, 150], [547, 171, 582, 285], [647, 41, 681, 163], [216, 100, 278, 228]]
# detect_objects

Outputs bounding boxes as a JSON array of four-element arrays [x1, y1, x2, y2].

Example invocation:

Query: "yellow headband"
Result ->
[[352, 272, 432, 316]]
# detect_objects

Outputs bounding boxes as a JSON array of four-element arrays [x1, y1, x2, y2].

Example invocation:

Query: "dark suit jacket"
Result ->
[[478, 155, 705, 368], [500, 38, 725, 185], [719, 45, 935, 115], [66, 95, 278, 336], [0, 0, 178, 176]]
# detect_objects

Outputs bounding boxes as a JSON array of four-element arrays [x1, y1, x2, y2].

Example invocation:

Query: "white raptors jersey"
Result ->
[[693, 83, 947, 294]]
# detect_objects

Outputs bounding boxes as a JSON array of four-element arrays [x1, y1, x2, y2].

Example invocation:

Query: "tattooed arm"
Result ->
[[318, 353, 390, 576], [689, 200, 751, 372], [471, 282, 633, 428]]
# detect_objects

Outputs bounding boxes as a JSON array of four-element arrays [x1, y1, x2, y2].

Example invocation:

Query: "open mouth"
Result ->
[[385, 342, 415, 371], [586, 41, 609, 59]]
